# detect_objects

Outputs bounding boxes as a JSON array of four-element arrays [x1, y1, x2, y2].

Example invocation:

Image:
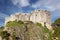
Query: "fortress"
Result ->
[[5, 10, 52, 29]]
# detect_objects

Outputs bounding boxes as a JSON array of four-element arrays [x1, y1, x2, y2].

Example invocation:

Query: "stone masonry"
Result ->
[[5, 10, 52, 30]]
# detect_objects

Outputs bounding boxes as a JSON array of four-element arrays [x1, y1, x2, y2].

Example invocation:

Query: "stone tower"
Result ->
[[30, 10, 52, 29]]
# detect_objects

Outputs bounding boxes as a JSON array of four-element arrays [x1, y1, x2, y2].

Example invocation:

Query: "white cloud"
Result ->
[[45, 6, 56, 11], [32, 0, 60, 11], [12, 0, 30, 7], [0, 12, 9, 19]]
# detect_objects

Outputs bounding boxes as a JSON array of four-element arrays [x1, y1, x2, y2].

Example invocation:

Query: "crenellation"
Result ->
[[5, 10, 52, 30]]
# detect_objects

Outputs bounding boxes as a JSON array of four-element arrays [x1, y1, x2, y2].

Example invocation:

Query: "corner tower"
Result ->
[[30, 10, 52, 29]]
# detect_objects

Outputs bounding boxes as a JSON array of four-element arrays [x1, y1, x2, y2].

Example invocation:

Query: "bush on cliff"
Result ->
[[52, 18, 60, 40], [0, 31, 10, 40], [6, 20, 24, 27], [36, 22, 42, 27]]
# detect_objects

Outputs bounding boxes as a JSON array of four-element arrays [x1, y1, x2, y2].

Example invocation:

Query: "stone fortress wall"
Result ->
[[5, 10, 52, 30]]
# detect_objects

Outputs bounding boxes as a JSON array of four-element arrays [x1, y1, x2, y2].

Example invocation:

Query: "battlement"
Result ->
[[5, 10, 52, 29]]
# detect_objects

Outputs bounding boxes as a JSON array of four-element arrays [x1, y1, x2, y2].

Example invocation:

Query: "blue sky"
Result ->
[[0, 0, 60, 26]]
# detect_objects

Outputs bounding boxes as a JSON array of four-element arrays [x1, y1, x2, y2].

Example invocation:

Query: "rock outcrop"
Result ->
[[5, 21, 52, 40]]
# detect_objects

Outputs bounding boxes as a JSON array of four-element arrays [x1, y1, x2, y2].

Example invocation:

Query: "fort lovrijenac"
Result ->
[[5, 10, 52, 30]]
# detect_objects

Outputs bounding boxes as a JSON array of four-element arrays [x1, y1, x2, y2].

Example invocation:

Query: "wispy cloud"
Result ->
[[11, 0, 60, 11], [0, 12, 9, 19], [32, 0, 60, 11], [0, 12, 9, 26], [12, 0, 30, 7]]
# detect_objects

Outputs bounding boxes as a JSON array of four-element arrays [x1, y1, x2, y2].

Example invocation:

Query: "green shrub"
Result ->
[[11, 32, 16, 40], [25, 21, 33, 24], [18, 20, 24, 24], [0, 31, 10, 40], [36, 22, 42, 26], [6, 20, 25, 27], [43, 25, 49, 33]]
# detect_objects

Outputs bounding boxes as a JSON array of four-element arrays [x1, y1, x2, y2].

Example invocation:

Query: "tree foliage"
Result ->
[[0, 31, 10, 40], [52, 18, 60, 40], [54, 18, 60, 26], [36, 22, 42, 27]]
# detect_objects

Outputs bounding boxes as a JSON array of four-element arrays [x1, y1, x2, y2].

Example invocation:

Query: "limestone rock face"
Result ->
[[5, 22, 52, 40]]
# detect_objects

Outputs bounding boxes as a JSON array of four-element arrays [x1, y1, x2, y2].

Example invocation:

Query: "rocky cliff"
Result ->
[[4, 20, 52, 40]]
